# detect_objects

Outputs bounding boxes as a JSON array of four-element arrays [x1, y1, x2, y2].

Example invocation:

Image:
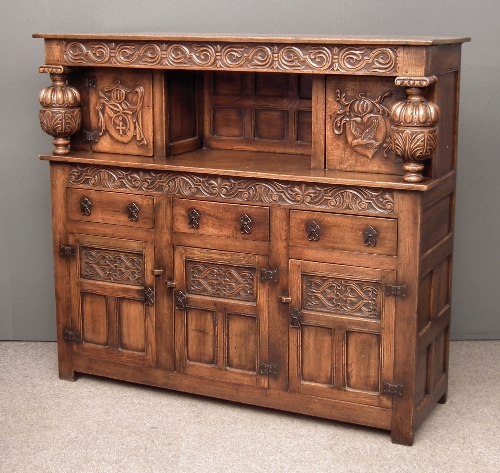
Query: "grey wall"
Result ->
[[1, 0, 498, 340]]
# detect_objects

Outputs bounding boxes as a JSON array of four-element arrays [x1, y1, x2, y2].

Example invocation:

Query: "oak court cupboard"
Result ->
[[35, 33, 470, 445]]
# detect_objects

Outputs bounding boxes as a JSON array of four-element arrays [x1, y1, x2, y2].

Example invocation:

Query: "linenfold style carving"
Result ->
[[81, 247, 143, 285], [68, 166, 394, 214], [303, 275, 380, 318], [63, 41, 397, 74], [186, 260, 256, 301], [334, 90, 392, 159]]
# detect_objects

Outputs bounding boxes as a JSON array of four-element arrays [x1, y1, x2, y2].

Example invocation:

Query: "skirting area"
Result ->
[[1, 340, 499, 472]]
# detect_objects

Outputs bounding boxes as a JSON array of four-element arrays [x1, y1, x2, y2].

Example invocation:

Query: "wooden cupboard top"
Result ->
[[40, 149, 455, 192], [32, 33, 470, 45]]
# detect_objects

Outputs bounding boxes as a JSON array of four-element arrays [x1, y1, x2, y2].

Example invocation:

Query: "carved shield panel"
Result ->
[[89, 68, 153, 156], [326, 76, 405, 175]]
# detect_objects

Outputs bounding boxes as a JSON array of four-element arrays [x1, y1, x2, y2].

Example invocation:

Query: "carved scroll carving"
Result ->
[[334, 90, 392, 159], [81, 247, 143, 285], [68, 166, 394, 214], [97, 81, 147, 146], [303, 275, 380, 318], [186, 260, 256, 301], [386, 76, 440, 183], [39, 65, 81, 155], [63, 41, 397, 74]]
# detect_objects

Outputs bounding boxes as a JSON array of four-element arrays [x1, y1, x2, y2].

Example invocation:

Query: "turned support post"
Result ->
[[39, 65, 81, 155], [388, 76, 440, 183]]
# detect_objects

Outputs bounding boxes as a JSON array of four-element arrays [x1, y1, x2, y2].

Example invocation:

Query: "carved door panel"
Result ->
[[174, 247, 269, 388], [88, 68, 154, 156], [68, 234, 156, 366], [288, 260, 396, 408]]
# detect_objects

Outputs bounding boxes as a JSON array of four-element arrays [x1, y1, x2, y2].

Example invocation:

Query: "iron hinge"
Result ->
[[260, 268, 278, 283], [384, 283, 407, 299], [84, 77, 96, 88], [175, 290, 187, 310], [59, 245, 76, 257], [63, 329, 82, 343], [259, 362, 278, 377], [290, 308, 302, 328], [82, 130, 99, 143], [143, 287, 155, 306], [382, 382, 403, 397]]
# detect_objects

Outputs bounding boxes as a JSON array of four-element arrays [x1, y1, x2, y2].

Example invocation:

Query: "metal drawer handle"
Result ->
[[80, 197, 92, 216], [306, 221, 320, 241], [240, 214, 252, 234], [188, 208, 200, 229], [127, 202, 140, 222], [364, 226, 378, 247]]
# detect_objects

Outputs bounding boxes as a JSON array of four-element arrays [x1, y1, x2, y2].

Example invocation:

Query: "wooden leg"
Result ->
[[438, 391, 448, 404], [391, 427, 414, 446]]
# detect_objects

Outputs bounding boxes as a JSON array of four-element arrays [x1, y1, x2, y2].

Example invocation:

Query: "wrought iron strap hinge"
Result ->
[[384, 283, 407, 299], [260, 268, 278, 283], [290, 308, 302, 328], [63, 329, 82, 343], [143, 287, 154, 306], [82, 130, 99, 143], [60, 245, 76, 257], [382, 382, 403, 397], [259, 362, 278, 377]]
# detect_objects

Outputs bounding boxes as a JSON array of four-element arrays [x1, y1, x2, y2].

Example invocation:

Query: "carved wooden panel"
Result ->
[[69, 166, 394, 214], [326, 76, 405, 175], [81, 247, 143, 285], [63, 41, 398, 75], [303, 275, 380, 319], [186, 260, 256, 302], [88, 69, 154, 156]]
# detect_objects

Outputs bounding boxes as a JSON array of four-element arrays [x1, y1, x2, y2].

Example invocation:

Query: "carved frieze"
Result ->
[[186, 260, 256, 301], [303, 275, 380, 318], [81, 247, 143, 285], [68, 166, 394, 214], [63, 41, 397, 74]]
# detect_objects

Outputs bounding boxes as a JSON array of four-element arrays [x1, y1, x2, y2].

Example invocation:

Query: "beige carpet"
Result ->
[[1, 341, 499, 472]]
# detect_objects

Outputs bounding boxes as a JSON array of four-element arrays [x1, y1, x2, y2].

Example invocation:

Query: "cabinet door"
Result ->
[[174, 247, 269, 387], [68, 234, 156, 366], [288, 260, 395, 408]]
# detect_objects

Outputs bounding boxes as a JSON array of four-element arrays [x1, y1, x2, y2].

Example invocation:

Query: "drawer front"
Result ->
[[289, 210, 397, 256], [67, 188, 154, 229], [173, 199, 269, 242]]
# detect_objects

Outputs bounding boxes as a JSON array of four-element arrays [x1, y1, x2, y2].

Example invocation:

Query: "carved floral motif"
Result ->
[[334, 90, 392, 159], [81, 247, 143, 285], [186, 260, 256, 301], [64, 41, 397, 74], [68, 166, 394, 214], [303, 275, 380, 318]]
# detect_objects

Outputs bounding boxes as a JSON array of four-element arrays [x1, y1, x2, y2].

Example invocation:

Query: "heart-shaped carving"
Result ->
[[345, 114, 389, 159]]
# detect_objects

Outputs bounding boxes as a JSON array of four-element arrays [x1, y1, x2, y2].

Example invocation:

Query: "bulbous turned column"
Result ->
[[39, 65, 81, 155], [389, 76, 440, 183]]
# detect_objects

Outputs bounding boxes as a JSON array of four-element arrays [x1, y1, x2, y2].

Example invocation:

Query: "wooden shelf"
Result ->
[[40, 149, 452, 191]]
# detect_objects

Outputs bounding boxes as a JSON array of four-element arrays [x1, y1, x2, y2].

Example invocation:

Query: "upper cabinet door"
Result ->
[[88, 68, 154, 156], [288, 259, 396, 408], [174, 247, 270, 388], [67, 234, 156, 367]]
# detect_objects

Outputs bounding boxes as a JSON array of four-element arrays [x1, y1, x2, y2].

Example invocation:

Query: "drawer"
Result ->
[[67, 188, 154, 229], [289, 210, 397, 256], [173, 199, 269, 242]]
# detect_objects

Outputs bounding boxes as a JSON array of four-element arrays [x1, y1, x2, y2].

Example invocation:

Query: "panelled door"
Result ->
[[67, 233, 156, 366], [288, 260, 396, 408], [174, 246, 270, 388]]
